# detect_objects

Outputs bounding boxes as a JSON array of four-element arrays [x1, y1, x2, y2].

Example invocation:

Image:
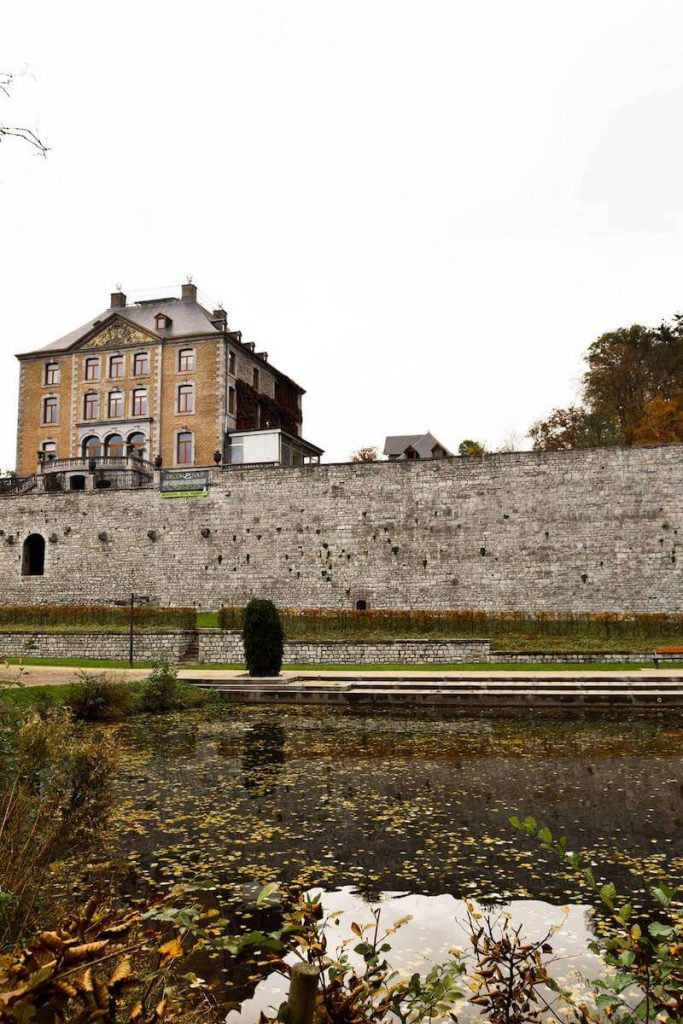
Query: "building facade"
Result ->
[[15, 282, 319, 480]]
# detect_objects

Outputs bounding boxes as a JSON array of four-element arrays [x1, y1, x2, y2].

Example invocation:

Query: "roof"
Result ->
[[16, 297, 305, 393], [383, 432, 452, 458], [23, 298, 219, 354]]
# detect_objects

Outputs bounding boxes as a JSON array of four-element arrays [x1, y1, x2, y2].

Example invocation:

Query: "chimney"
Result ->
[[212, 308, 227, 328], [181, 282, 197, 302], [110, 290, 126, 308]]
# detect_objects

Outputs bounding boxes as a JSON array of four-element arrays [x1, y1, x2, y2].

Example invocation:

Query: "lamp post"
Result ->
[[114, 593, 149, 666]]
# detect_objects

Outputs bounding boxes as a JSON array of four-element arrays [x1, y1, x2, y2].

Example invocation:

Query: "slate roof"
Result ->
[[23, 298, 220, 354], [383, 432, 452, 458], [17, 296, 305, 393]]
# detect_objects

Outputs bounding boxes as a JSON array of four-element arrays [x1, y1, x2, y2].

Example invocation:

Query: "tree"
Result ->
[[458, 439, 486, 457], [529, 405, 621, 451], [243, 598, 284, 677], [351, 446, 379, 462], [1, 70, 48, 156], [530, 314, 683, 450]]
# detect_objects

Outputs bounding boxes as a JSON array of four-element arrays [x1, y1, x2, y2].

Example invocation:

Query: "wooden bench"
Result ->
[[653, 647, 683, 668]]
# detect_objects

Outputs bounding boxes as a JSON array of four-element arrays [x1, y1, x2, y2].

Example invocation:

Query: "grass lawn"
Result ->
[[5, 656, 158, 669]]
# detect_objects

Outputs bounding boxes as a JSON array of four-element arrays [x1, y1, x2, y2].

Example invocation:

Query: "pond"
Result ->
[[100, 706, 683, 1017]]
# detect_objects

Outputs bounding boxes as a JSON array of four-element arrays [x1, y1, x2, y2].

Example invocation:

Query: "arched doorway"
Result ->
[[105, 433, 125, 459], [127, 431, 147, 460], [82, 435, 101, 459], [22, 534, 45, 576]]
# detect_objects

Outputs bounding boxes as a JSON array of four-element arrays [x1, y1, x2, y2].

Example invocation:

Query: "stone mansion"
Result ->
[[15, 282, 322, 486]]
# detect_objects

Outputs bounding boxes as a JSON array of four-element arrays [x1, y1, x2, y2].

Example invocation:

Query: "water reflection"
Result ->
[[228, 887, 603, 1023], [242, 722, 285, 794]]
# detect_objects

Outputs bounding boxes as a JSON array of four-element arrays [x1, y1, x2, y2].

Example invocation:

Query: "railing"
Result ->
[[42, 455, 152, 474], [0, 474, 37, 494]]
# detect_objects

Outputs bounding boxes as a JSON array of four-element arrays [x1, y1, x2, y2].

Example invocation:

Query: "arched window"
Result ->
[[132, 388, 148, 416], [178, 348, 195, 371], [43, 396, 58, 424], [128, 432, 147, 459], [22, 534, 45, 576], [105, 433, 125, 458], [109, 354, 124, 379], [82, 435, 102, 459], [355, 599, 368, 611], [176, 431, 193, 465], [133, 352, 149, 375], [84, 357, 100, 381], [177, 383, 194, 413], [84, 391, 99, 420], [108, 391, 123, 417]]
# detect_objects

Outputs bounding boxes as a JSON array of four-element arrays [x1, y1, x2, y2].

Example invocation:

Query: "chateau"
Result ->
[[14, 282, 321, 487], [2, 285, 682, 616]]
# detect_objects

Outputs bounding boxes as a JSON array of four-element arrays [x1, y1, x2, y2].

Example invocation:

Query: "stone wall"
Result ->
[[1, 445, 682, 612], [0, 631, 488, 665]]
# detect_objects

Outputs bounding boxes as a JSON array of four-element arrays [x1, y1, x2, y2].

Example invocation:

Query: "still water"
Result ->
[[106, 705, 683, 1016]]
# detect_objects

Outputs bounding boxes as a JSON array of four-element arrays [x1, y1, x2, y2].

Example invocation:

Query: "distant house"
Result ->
[[383, 432, 452, 461]]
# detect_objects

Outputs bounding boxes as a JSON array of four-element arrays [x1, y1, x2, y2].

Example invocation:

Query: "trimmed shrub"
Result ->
[[68, 672, 133, 721], [243, 599, 284, 677], [139, 659, 181, 712]]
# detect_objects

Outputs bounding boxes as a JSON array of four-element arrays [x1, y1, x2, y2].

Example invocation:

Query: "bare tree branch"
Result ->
[[0, 69, 49, 157]]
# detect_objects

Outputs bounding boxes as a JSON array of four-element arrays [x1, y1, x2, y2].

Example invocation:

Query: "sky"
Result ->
[[3, 0, 683, 467]]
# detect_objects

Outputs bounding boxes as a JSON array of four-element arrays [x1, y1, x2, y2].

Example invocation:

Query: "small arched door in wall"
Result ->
[[22, 534, 45, 576]]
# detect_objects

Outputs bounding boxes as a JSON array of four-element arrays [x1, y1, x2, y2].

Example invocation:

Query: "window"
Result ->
[[82, 435, 101, 459], [252, 367, 259, 390], [45, 362, 59, 385], [133, 352, 149, 375], [128, 432, 147, 460], [179, 348, 195, 372], [228, 350, 235, 375], [43, 396, 58, 424], [105, 433, 125, 458], [355, 599, 368, 611], [155, 313, 171, 330], [42, 441, 56, 461], [69, 475, 86, 491], [109, 354, 124, 378], [176, 431, 193, 464], [132, 388, 148, 416], [84, 391, 99, 420], [228, 385, 235, 415], [22, 534, 45, 576], [84, 357, 100, 382], [108, 391, 123, 417], [177, 384, 194, 414]]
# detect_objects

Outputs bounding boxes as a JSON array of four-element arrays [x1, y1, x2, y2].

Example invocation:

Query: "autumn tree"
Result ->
[[530, 315, 683, 450], [351, 446, 379, 462], [458, 439, 486, 457]]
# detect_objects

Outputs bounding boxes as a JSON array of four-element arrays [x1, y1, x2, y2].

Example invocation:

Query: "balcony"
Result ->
[[36, 454, 153, 491]]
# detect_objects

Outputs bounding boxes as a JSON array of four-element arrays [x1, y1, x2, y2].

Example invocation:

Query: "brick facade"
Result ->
[[15, 287, 304, 476]]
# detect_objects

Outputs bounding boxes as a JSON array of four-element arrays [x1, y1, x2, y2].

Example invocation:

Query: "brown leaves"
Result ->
[[0, 896, 186, 1024]]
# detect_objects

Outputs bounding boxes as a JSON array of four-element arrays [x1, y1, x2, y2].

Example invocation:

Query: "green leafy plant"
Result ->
[[139, 660, 181, 712], [243, 599, 284, 677], [68, 671, 133, 721], [510, 815, 683, 1023]]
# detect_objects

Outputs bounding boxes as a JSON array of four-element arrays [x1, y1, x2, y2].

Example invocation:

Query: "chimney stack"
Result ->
[[110, 290, 126, 308], [181, 281, 197, 302], [212, 307, 227, 329]]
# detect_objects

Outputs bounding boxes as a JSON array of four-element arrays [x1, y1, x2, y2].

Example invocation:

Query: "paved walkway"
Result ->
[[4, 664, 683, 688]]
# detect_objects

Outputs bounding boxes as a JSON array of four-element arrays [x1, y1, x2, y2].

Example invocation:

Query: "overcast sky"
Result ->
[[3, 0, 683, 467]]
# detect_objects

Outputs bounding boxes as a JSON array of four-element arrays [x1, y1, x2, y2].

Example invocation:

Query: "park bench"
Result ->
[[653, 647, 683, 668]]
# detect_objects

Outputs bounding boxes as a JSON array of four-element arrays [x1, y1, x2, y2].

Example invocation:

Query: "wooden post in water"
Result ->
[[286, 962, 319, 1024]]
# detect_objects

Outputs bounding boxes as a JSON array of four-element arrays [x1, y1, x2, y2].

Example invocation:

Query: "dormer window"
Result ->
[[155, 313, 172, 331]]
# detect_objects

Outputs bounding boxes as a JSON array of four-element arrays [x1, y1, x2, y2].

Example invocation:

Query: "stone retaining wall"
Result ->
[[0, 630, 489, 664], [2, 446, 683, 612], [1, 630, 678, 665]]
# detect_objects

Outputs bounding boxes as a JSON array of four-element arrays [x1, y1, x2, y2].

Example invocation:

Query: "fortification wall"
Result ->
[[0, 445, 681, 612]]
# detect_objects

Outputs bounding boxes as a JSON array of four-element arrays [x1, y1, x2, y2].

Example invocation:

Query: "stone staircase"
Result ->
[[185, 673, 683, 707]]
